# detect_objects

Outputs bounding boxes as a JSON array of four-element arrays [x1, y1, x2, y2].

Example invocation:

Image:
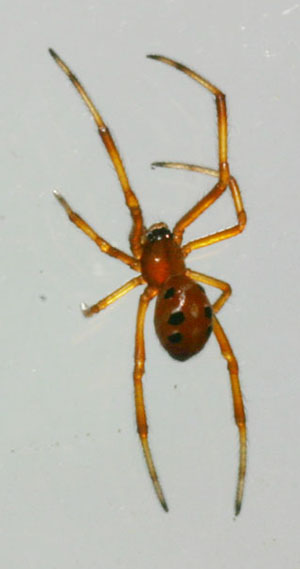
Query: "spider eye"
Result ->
[[147, 227, 172, 242]]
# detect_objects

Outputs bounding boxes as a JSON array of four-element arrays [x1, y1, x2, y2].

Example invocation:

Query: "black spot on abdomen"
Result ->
[[204, 306, 213, 319], [206, 325, 213, 339], [168, 332, 183, 344], [164, 287, 175, 299], [168, 311, 185, 325]]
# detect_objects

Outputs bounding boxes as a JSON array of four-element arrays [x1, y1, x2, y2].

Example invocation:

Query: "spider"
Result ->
[[49, 49, 247, 515]]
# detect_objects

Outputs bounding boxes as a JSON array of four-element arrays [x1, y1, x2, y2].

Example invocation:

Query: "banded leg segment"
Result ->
[[54, 190, 140, 272], [147, 54, 231, 244], [152, 163, 246, 255], [186, 269, 232, 313], [134, 286, 168, 511], [81, 276, 145, 317], [49, 49, 144, 258], [213, 316, 247, 515]]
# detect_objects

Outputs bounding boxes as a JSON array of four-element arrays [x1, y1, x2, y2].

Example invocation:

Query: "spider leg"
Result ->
[[147, 55, 243, 245], [181, 175, 246, 256], [212, 316, 247, 515], [152, 163, 246, 255], [49, 49, 144, 258], [134, 286, 168, 511], [53, 190, 140, 272], [152, 161, 218, 178], [185, 269, 231, 313], [80, 275, 145, 317]]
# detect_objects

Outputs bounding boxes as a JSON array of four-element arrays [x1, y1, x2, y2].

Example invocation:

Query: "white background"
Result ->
[[1, 1, 299, 568]]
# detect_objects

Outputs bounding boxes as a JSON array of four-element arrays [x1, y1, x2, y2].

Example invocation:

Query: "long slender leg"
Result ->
[[212, 316, 247, 515], [54, 190, 140, 272], [175, 179, 228, 246], [179, 173, 246, 256], [152, 163, 246, 254], [49, 49, 144, 258], [186, 269, 232, 313], [147, 55, 234, 245], [134, 286, 168, 511], [81, 275, 144, 317]]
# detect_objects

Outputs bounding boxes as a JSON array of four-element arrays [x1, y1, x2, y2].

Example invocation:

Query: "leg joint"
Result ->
[[134, 358, 145, 377], [238, 212, 247, 232]]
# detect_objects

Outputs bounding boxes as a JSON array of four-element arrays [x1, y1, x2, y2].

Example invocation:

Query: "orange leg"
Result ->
[[147, 54, 231, 244], [53, 190, 140, 272], [212, 316, 247, 515], [186, 269, 232, 313], [49, 49, 144, 259], [134, 286, 168, 511], [182, 175, 246, 256], [152, 163, 246, 256], [81, 275, 145, 317]]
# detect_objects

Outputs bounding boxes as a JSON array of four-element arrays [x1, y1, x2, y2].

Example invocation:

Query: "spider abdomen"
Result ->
[[154, 274, 213, 361]]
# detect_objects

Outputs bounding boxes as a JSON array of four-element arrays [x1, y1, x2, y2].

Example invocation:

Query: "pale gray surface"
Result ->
[[1, 1, 299, 568]]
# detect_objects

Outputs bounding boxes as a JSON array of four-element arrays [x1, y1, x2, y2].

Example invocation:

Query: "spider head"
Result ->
[[144, 222, 173, 243]]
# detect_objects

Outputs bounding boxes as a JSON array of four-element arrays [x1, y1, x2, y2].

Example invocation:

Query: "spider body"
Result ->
[[140, 225, 213, 360], [49, 49, 247, 515]]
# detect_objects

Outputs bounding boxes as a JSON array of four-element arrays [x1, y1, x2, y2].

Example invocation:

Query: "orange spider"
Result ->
[[49, 49, 247, 515]]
